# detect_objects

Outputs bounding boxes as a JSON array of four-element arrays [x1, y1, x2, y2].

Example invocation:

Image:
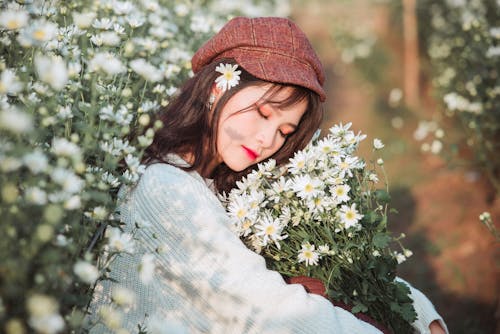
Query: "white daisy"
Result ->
[[0, 10, 29, 30], [254, 214, 287, 249], [227, 195, 251, 222], [215, 63, 241, 91], [291, 174, 323, 200], [106, 227, 135, 253], [373, 138, 384, 150], [332, 184, 350, 203], [338, 203, 363, 229], [0, 69, 23, 95], [297, 243, 320, 266]]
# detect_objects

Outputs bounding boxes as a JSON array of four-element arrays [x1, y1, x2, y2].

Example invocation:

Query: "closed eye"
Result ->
[[257, 108, 269, 119]]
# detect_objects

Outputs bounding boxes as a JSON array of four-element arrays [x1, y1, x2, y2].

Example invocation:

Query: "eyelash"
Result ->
[[256, 105, 290, 138]]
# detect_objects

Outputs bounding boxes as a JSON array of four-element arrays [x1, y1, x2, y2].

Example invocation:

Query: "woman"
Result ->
[[88, 16, 447, 334]]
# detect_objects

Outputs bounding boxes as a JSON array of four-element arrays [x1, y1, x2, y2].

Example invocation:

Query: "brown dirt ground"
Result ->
[[292, 1, 499, 333]]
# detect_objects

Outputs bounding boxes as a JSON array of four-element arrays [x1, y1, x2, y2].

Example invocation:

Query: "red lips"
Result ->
[[242, 146, 259, 160]]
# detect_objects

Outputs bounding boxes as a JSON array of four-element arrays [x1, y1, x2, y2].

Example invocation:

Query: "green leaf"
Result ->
[[372, 233, 391, 248], [374, 189, 391, 203], [351, 302, 368, 313]]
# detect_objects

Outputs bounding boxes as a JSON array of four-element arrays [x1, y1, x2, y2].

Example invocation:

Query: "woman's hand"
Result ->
[[429, 320, 446, 334]]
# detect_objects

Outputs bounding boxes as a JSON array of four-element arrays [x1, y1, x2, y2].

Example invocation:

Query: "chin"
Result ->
[[224, 160, 252, 172]]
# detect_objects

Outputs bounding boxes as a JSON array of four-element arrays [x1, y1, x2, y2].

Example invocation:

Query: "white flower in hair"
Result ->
[[215, 63, 241, 91]]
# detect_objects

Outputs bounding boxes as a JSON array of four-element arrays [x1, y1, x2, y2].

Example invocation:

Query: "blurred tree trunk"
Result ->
[[403, 0, 419, 108]]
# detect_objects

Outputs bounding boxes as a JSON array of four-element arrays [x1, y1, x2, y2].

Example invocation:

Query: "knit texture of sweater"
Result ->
[[88, 159, 448, 334]]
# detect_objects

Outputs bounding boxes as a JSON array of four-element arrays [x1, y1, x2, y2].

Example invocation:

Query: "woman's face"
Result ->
[[214, 84, 307, 172]]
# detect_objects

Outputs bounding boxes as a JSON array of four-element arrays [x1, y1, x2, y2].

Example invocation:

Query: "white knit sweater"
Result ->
[[88, 160, 448, 334]]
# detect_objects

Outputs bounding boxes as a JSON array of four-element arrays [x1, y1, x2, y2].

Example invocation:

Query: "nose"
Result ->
[[256, 125, 276, 149]]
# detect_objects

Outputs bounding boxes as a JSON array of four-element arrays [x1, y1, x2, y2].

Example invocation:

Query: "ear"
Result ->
[[211, 83, 222, 97]]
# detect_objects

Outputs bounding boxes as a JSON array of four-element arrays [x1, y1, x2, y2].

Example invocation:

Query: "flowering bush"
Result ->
[[0, 0, 289, 333], [417, 0, 500, 195], [222, 124, 417, 333]]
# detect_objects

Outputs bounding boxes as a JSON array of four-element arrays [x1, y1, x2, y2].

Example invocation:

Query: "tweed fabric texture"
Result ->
[[191, 17, 327, 101]]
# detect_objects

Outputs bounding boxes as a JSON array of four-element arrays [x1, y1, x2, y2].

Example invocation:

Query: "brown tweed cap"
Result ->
[[191, 16, 326, 102]]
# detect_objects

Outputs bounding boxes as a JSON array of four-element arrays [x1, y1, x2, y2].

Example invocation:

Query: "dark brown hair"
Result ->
[[143, 59, 324, 193]]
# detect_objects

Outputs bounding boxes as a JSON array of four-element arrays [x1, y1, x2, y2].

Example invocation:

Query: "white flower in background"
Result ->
[[403, 249, 413, 258], [430, 139, 443, 154], [338, 203, 363, 229], [64, 195, 82, 210], [0, 10, 29, 30], [18, 20, 58, 47], [111, 286, 135, 307], [254, 214, 287, 249], [298, 243, 320, 266], [113, 0, 135, 15], [332, 184, 351, 203], [190, 13, 212, 33], [0, 156, 22, 172], [215, 63, 241, 91], [89, 52, 126, 76], [388, 88, 403, 107], [125, 154, 145, 175], [72, 12, 96, 29], [126, 14, 145, 28], [0, 107, 33, 134], [35, 55, 69, 91], [174, 3, 190, 16], [51, 168, 84, 194], [395, 252, 407, 264], [138, 254, 155, 284], [92, 18, 113, 30], [90, 34, 103, 46], [98, 305, 122, 330], [99, 31, 121, 46], [490, 27, 500, 39], [106, 227, 135, 253], [26, 294, 64, 334], [73, 260, 99, 284], [373, 138, 384, 150], [57, 105, 73, 119], [291, 175, 323, 200], [25, 187, 48, 205], [130, 59, 163, 82], [52, 137, 81, 158], [0, 69, 23, 95], [368, 173, 379, 183], [23, 150, 48, 174]]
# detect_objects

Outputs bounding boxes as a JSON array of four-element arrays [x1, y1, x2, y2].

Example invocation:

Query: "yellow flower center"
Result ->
[[304, 250, 313, 259], [340, 162, 349, 169], [265, 225, 276, 235], [7, 20, 21, 30], [346, 211, 355, 220], [224, 72, 233, 80], [33, 29, 47, 41], [304, 184, 313, 193], [243, 220, 252, 229], [336, 188, 345, 196], [237, 208, 246, 219], [297, 161, 305, 168]]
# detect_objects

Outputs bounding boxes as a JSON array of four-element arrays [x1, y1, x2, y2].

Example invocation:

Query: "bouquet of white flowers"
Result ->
[[221, 123, 417, 333]]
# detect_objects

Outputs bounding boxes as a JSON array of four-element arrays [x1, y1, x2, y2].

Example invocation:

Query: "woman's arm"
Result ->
[[396, 277, 449, 334], [126, 163, 383, 334]]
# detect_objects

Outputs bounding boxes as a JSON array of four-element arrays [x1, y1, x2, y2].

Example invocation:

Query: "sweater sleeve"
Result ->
[[124, 163, 382, 334], [396, 278, 449, 334]]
